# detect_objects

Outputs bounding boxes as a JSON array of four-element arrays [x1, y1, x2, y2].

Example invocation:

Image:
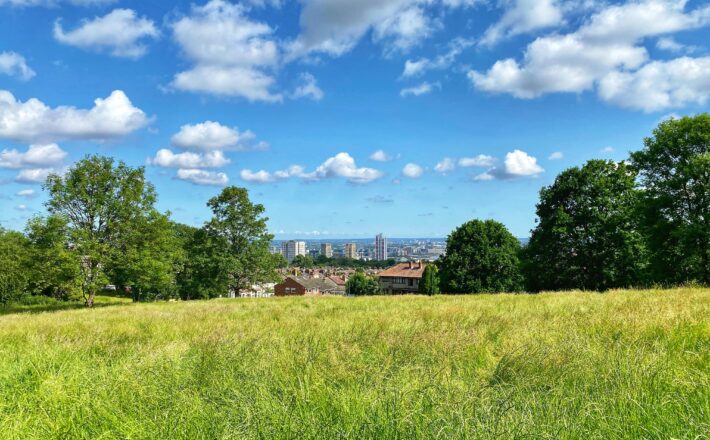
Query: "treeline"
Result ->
[[0, 156, 282, 306], [431, 114, 708, 293]]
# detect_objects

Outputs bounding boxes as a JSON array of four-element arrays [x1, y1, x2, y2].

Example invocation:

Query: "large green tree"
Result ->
[[346, 270, 380, 296], [523, 160, 647, 291], [186, 187, 281, 298], [45, 155, 158, 306], [630, 114, 710, 285], [0, 229, 30, 306], [439, 220, 523, 293]]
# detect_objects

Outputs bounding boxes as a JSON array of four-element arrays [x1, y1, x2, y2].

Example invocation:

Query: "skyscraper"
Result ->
[[375, 233, 388, 261], [281, 240, 306, 263], [344, 243, 358, 259], [321, 243, 333, 258]]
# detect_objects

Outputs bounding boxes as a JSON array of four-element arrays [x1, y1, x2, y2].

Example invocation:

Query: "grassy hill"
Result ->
[[0, 288, 708, 439]]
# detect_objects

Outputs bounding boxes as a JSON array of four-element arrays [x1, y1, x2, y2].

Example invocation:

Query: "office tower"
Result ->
[[375, 233, 388, 261], [321, 243, 333, 258], [281, 240, 306, 263]]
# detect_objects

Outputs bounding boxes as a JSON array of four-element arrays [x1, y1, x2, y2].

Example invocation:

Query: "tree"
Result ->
[[418, 264, 440, 295], [346, 270, 380, 296], [25, 215, 82, 300], [292, 255, 314, 268], [0, 229, 30, 306], [630, 114, 710, 285], [438, 219, 523, 294], [45, 155, 158, 306], [523, 160, 648, 291], [188, 187, 281, 298]]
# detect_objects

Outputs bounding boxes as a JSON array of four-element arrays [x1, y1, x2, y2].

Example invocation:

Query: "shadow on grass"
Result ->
[[0, 296, 132, 317]]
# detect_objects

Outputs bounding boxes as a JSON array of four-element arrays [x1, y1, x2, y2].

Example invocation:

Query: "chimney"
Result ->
[[408, 261, 413, 269]]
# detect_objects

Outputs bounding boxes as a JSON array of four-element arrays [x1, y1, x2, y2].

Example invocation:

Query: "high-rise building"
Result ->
[[321, 243, 333, 258], [281, 240, 306, 263], [375, 233, 388, 261], [344, 243, 358, 259]]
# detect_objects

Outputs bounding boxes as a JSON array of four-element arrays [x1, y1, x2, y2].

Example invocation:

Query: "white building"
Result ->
[[282, 240, 306, 263], [375, 233, 388, 261], [321, 243, 333, 258]]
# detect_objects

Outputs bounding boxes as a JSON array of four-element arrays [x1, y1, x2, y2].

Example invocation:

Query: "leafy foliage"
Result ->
[[0, 229, 30, 305], [523, 160, 648, 291], [346, 270, 381, 295], [439, 219, 523, 293], [291, 255, 314, 268], [630, 114, 710, 285], [418, 264, 440, 295]]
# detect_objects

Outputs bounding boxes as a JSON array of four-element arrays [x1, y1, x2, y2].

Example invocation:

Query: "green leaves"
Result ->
[[346, 271, 380, 296]]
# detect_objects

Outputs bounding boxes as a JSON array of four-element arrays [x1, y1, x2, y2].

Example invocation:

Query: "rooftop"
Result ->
[[377, 262, 427, 278]]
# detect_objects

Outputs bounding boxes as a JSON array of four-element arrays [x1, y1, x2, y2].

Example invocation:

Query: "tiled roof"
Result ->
[[377, 263, 427, 278], [290, 277, 340, 291]]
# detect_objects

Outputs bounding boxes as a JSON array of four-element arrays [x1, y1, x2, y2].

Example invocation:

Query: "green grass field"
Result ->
[[0, 288, 708, 439]]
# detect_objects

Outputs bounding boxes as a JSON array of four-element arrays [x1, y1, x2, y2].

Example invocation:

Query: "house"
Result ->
[[377, 261, 427, 294], [274, 276, 344, 296]]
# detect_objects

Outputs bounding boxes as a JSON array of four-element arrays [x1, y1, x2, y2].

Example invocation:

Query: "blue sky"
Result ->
[[1, 0, 709, 238]]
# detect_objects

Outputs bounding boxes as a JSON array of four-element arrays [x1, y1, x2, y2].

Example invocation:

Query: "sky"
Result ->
[[1, 0, 709, 239]]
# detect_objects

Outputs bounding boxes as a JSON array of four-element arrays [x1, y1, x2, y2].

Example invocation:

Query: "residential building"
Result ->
[[321, 243, 333, 258], [344, 243, 358, 259], [375, 233, 388, 261], [281, 240, 306, 263], [274, 277, 344, 296], [377, 261, 427, 294]]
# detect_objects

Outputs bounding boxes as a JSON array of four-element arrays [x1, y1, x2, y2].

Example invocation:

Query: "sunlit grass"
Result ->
[[0, 288, 708, 439]]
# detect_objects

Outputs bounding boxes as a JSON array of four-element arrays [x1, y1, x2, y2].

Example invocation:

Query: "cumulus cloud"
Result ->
[[548, 151, 564, 160], [369, 149, 395, 162], [0, 89, 150, 143], [0, 0, 115, 6], [16, 189, 36, 198], [402, 37, 473, 77], [241, 153, 383, 184], [291, 72, 324, 101], [598, 56, 710, 112], [473, 149, 543, 180], [176, 168, 229, 186], [480, 0, 563, 47], [171, 0, 281, 102], [400, 81, 439, 97], [0, 143, 67, 169], [434, 157, 455, 173], [54, 9, 159, 59], [402, 162, 424, 178], [15, 168, 55, 184], [148, 149, 230, 168], [0, 52, 35, 81], [458, 154, 495, 167], [170, 121, 265, 151], [469, 0, 710, 109]]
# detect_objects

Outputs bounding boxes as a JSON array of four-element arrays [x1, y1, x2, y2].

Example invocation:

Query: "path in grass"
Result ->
[[0, 288, 708, 439]]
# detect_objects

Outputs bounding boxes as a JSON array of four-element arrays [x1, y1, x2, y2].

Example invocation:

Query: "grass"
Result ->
[[0, 288, 708, 439]]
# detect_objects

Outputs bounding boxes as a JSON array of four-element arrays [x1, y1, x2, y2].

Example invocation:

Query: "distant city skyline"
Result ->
[[2, 1, 709, 237]]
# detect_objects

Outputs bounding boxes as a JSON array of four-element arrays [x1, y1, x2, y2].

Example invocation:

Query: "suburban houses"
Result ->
[[377, 261, 427, 294]]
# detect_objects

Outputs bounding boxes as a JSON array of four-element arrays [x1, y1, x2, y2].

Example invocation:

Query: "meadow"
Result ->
[[0, 288, 708, 439]]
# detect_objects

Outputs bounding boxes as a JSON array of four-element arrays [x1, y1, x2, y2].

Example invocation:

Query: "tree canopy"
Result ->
[[438, 220, 523, 294], [418, 264, 440, 295], [346, 271, 380, 296]]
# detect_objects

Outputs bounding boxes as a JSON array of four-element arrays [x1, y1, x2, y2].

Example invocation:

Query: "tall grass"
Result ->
[[0, 288, 708, 439]]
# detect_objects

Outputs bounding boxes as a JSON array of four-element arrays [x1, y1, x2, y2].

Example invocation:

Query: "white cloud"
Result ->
[[600, 146, 614, 153], [171, 0, 281, 102], [469, 0, 710, 107], [15, 204, 29, 211], [148, 149, 230, 168], [434, 157, 455, 173], [0, 0, 116, 6], [598, 56, 710, 112], [176, 169, 229, 186], [369, 149, 394, 162], [0, 52, 35, 81], [401, 37, 473, 77], [54, 9, 159, 59], [241, 153, 383, 184], [548, 151, 563, 160], [655, 36, 698, 53], [0, 89, 150, 143], [170, 121, 265, 151], [473, 149, 543, 180], [291, 72, 324, 101], [0, 143, 67, 169], [15, 168, 55, 184], [16, 189, 36, 198], [402, 162, 424, 178], [400, 81, 439, 97], [480, 0, 563, 46], [458, 154, 495, 167], [288, 0, 478, 59]]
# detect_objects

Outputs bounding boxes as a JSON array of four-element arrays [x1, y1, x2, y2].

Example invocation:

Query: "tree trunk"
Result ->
[[85, 289, 95, 307]]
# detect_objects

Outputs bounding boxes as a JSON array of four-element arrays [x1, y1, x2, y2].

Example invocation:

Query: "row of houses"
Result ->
[[274, 261, 427, 296]]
